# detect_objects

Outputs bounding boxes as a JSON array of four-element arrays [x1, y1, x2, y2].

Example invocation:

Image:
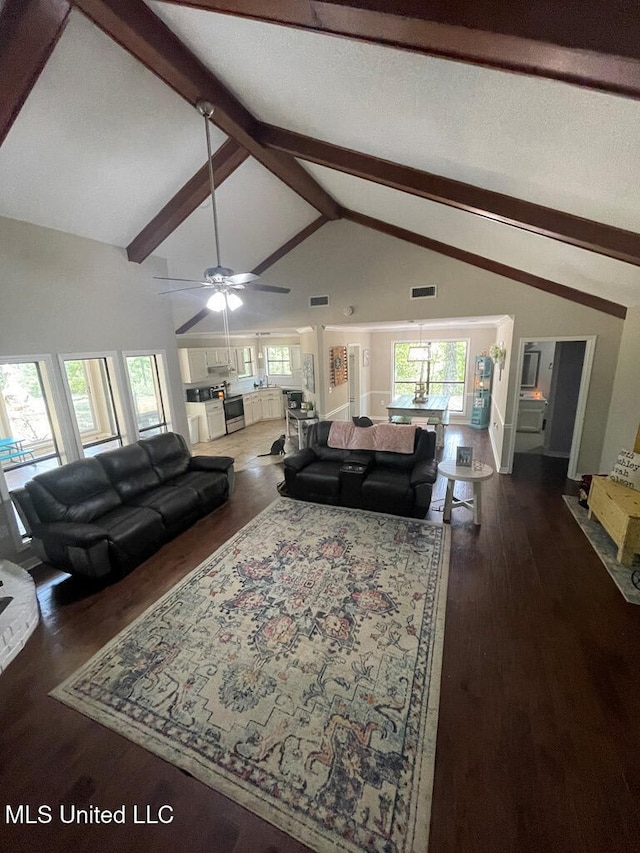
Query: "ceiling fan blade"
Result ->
[[247, 283, 291, 294], [227, 272, 259, 285], [154, 276, 204, 284], [158, 285, 206, 294]]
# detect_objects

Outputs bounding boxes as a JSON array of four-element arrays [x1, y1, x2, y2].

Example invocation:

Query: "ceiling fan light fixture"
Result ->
[[226, 291, 243, 311], [206, 291, 226, 312]]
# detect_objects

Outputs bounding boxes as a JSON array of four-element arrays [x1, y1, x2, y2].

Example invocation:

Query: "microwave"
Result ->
[[186, 386, 223, 403]]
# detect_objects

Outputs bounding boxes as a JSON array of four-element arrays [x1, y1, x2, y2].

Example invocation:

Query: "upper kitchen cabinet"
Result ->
[[178, 349, 209, 384], [205, 348, 232, 368]]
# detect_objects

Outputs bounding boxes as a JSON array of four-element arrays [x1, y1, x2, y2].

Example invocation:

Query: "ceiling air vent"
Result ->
[[410, 285, 437, 299], [309, 294, 330, 307]]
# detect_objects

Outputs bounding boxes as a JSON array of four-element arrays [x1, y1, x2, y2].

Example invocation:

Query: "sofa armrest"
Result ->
[[189, 455, 235, 473], [34, 522, 109, 548], [283, 448, 316, 473], [410, 459, 438, 487]]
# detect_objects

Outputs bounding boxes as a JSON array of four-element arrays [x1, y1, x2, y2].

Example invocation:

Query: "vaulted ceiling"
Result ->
[[1, 0, 639, 334]]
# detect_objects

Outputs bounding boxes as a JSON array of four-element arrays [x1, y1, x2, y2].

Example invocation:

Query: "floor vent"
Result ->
[[309, 295, 330, 307], [410, 285, 437, 299]]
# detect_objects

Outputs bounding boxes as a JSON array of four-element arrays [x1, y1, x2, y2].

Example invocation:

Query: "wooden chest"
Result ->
[[588, 476, 640, 566]]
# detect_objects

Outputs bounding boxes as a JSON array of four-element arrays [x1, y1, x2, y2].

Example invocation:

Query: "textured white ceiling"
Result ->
[[0, 10, 224, 247], [302, 163, 640, 307], [1, 3, 638, 312], [154, 156, 319, 278], [150, 2, 640, 231]]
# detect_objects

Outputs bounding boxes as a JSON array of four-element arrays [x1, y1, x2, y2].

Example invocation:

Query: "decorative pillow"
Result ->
[[609, 449, 640, 491]]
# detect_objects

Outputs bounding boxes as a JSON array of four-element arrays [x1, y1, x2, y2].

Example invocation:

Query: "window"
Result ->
[[0, 360, 64, 536], [236, 346, 254, 379], [63, 358, 123, 455], [125, 354, 168, 436], [266, 346, 292, 376], [394, 340, 468, 412]]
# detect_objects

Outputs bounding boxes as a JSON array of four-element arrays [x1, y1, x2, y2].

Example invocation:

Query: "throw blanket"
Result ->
[[328, 421, 417, 453]]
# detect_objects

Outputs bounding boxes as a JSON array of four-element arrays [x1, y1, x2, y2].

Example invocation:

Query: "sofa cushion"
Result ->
[[26, 459, 122, 524], [141, 432, 190, 482], [308, 422, 351, 463], [361, 469, 415, 514], [97, 444, 161, 500], [296, 460, 344, 499], [168, 470, 230, 515], [128, 485, 201, 533], [374, 429, 436, 470], [93, 505, 166, 570]]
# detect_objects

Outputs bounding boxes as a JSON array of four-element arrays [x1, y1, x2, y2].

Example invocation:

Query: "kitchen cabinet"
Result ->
[[205, 347, 232, 367], [243, 392, 262, 426], [262, 390, 284, 420], [186, 399, 226, 441], [178, 349, 209, 384], [242, 390, 284, 425]]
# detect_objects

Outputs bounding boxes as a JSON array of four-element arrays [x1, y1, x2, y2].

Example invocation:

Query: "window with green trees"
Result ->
[[393, 340, 468, 411], [63, 358, 122, 453], [125, 354, 168, 436], [266, 346, 292, 375]]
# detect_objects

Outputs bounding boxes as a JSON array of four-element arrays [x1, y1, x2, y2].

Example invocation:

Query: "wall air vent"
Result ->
[[410, 285, 437, 299], [309, 295, 330, 307]]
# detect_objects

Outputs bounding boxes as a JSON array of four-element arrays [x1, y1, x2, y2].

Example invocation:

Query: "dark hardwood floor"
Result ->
[[2, 426, 640, 852]]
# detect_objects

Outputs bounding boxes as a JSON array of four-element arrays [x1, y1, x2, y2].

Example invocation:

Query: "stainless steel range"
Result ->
[[223, 394, 245, 433]]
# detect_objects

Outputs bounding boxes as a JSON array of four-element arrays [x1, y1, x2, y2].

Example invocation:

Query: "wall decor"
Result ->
[[363, 348, 370, 367], [302, 352, 315, 393], [330, 346, 348, 386]]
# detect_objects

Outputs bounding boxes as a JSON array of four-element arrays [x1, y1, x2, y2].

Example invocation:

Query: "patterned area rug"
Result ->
[[563, 495, 640, 604], [52, 499, 450, 852]]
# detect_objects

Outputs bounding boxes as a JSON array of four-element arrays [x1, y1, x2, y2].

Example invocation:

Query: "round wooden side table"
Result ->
[[438, 460, 494, 525]]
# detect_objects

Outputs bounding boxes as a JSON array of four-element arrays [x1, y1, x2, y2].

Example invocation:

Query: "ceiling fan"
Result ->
[[155, 100, 290, 312]]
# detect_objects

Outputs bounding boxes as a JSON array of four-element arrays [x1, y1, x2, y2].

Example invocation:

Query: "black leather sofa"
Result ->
[[283, 420, 438, 517], [11, 432, 234, 580]]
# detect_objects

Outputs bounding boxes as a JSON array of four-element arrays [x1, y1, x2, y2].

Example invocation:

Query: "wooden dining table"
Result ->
[[385, 394, 450, 447]]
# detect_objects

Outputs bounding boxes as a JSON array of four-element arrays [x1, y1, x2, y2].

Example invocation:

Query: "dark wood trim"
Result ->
[[251, 215, 329, 275], [127, 138, 248, 263], [155, 0, 640, 100], [343, 208, 627, 319], [260, 124, 640, 268], [71, 0, 341, 219], [175, 307, 210, 334], [175, 215, 330, 333], [0, 0, 71, 146]]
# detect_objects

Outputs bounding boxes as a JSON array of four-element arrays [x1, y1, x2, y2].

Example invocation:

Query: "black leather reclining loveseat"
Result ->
[[283, 420, 438, 517], [11, 432, 234, 580]]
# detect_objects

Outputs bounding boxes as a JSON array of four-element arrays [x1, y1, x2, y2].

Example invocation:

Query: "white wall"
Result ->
[[0, 216, 188, 563], [368, 325, 497, 422], [240, 220, 624, 474], [602, 306, 640, 470]]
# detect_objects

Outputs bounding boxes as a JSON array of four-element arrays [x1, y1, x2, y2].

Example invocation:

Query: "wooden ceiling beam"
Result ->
[[259, 124, 640, 267], [156, 0, 640, 100], [71, 0, 341, 219], [343, 209, 627, 319], [175, 215, 330, 333], [127, 138, 248, 263], [0, 0, 71, 146]]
